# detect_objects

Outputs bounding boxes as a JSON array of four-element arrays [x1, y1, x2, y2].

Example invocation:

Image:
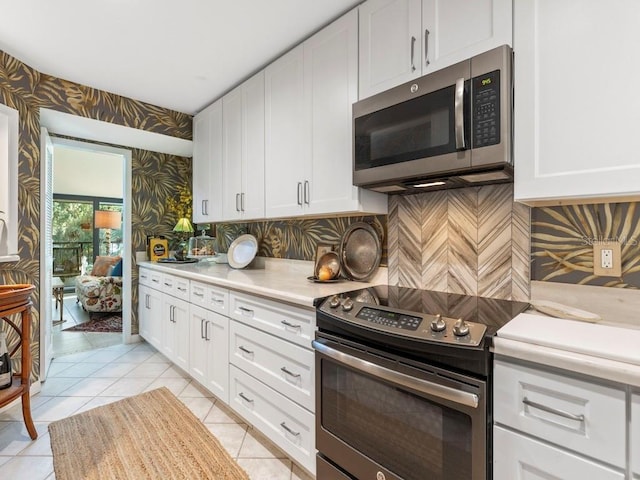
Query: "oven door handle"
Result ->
[[312, 340, 479, 409], [454, 77, 466, 150]]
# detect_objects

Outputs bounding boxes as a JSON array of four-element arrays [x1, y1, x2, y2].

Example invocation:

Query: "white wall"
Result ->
[[53, 145, 123, 198]]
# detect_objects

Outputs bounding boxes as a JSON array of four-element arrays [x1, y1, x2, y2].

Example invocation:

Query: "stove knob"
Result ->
[[430, 314, 446, 332], [453, 318, 470, 337], [329, 295, 341, 308], [341, 298, 354, 312]]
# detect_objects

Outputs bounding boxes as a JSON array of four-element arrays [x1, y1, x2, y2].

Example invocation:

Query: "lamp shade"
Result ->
[[173, 217, 194, 233], [94, 210, 121, 229]]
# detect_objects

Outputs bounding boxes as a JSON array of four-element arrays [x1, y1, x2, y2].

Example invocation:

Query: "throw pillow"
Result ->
[[110, 258, 123, 277], [92, 256, 121, 277]]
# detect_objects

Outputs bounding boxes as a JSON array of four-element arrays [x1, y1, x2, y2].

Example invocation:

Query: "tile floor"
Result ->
[[0, 341, 314, 480], [52, 293, 122, 356]]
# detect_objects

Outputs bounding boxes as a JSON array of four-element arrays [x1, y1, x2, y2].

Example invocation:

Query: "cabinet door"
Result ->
[[240, 71, 265, 221], [172, 298, 190, 372], [633, 393, 639, 476], [205, 311, 229, 404], [514, 0, 640, 204], [138, 284, 151, 340], [192, 100, 223, 222], [222, 86, 243, 221], [304, 8, 361, 216], [265, 45, 307, 218], [358, 0, 422, 99], [422, 0, 511, 73], [144, 286, 162, 350], [493, 426, 625, 480], [189, 304, 208, 386]]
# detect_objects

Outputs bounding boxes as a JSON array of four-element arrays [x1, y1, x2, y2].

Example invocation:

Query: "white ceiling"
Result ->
[[1, 0, 362, 115]]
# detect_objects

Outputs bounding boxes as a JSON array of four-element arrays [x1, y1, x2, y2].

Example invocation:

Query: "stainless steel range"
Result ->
[[313, 285, 529, 480]]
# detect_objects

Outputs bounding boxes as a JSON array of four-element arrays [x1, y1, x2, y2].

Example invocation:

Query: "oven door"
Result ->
[[313, 337, 487, 480]]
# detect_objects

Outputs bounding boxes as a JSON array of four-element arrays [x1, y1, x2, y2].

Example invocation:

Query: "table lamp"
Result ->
[[94, 210, 121, 256], [173, 217, 194, 260]]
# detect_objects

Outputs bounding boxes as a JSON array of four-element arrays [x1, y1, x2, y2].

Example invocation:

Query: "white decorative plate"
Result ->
[[530, 300, 601, 323], [227, 234, 258, 269]]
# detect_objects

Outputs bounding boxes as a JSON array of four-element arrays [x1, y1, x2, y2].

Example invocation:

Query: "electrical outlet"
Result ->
[[593, 241, 622, 277]]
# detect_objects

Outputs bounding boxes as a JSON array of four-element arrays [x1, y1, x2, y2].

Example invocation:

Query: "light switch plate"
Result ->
[[593, 241, 622, 277]]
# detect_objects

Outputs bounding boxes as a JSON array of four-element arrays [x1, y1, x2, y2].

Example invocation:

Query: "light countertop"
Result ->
[[494, 312, 640, 387], [138, 258, 388, 309]]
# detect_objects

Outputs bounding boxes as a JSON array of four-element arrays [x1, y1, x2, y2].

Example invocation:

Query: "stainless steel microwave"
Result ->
[[353, 45, 512, 194]]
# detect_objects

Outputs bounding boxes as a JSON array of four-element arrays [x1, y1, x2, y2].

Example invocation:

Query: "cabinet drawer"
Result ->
[[161, 273, 190, 300], [230, 321, 314, 411], [229, 365, 315, 475], [494, 360, 626, 467], [190, 281, 229, 316], [229, 292, 315, 348], [494, 426, 624, 480], [140, 269, 162, 289]]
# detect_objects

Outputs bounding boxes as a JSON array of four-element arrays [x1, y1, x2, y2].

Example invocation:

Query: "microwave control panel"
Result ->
[[472, 69, 500, 148]]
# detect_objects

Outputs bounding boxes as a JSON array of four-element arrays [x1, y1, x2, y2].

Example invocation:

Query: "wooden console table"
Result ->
[[0, 284, 37, 440]]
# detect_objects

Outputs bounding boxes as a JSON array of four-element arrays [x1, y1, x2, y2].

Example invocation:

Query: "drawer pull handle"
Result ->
[[522, 397, 585, 422], [280, 422, 300, 437], [238, 306, 254, 316], [177, 286, 187, 292], [214, 299, 225, 305], [281, 366, 301, 379], [239, 392, 254, 403], [152, 278, 159, 283], [193, 291, 204, 297], [239, 345, 254, 355], [281, 320, 301, 330]]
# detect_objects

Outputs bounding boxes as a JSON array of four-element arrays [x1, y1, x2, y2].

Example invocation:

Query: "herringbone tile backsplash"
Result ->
[[388, 184, 530, 301]]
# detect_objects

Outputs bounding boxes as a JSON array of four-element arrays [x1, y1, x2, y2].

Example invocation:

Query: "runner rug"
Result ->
[[48, 387, 250, 480], [63, 312, 122, 333]]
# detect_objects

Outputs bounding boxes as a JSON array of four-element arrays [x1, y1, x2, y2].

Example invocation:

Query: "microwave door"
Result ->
[[353, 81, 471, 187]]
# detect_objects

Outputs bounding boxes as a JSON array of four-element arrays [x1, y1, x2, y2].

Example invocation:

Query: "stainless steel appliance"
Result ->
[[353, 45, 512, 194], [313, 285, 529, 480]]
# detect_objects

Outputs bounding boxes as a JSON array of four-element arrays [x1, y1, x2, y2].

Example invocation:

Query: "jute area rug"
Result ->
[[48, 387, 250, 480]]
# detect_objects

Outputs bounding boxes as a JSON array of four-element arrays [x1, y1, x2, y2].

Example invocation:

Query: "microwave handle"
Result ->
[[455, 77, 465, 150]]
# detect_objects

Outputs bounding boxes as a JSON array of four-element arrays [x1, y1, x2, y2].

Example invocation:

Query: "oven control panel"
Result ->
[[320, 296, 487, 346]]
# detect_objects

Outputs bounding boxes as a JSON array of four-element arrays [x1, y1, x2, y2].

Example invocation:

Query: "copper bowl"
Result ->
[[0, 284, 35, 309]]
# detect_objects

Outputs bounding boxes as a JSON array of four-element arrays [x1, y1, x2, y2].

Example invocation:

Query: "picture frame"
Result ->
[[314, 243, 335, 274]]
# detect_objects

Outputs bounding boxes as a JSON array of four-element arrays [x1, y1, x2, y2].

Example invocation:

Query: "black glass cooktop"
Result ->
[[322, 285, 530, 335]]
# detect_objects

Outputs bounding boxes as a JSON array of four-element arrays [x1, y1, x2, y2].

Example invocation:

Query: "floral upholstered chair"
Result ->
[[74, 256, 123, 312]]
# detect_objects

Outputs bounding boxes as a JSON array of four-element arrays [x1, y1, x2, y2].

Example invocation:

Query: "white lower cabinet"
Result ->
[[189, 304, 229, 404], [230, 365, 315, 473], [161, 295, 190, 372], [633, 393, 639, 477], [138, 284, 162, 349], [494, 426, 624, 480], [494, 359, 627, 479]]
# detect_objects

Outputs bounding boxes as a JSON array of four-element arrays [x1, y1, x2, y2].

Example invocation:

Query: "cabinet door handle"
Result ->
[[239, 392, 254, 403], [296, 182, 303, 206], [239, 345, 254, 355], [410, 35, 416, 72], [281, 320, 301, 330], [205, 320, 211, 341], [200, 318, 206, 339], [281, 366, 301, 379], [241, 192, 245, 212], [424, 28, 430, 67], [280, 422, 300, 437], [303, 180, 310, 205], [169, 305, 174, 322], [522, 397, 585, 422], [235, 193, 240, 212], [238, 306, 254, 317], [454, 77, 465, 150], [145, 293, 150, 309], [202, 199, 208, 216]]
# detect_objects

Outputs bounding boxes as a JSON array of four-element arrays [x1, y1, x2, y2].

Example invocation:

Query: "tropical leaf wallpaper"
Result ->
[[0, 49, 191, 380], [215, 215, 387, 265], [531, 202, 640, 288]]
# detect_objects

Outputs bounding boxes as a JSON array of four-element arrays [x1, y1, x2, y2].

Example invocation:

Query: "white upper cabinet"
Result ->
[[514, 0, 640, 205], [266, 9, 387, 218], [359, 0, 512, 99], [265, 46, 307, 218], [222, 71, 265, 221], [192, 100, 223, 223]]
